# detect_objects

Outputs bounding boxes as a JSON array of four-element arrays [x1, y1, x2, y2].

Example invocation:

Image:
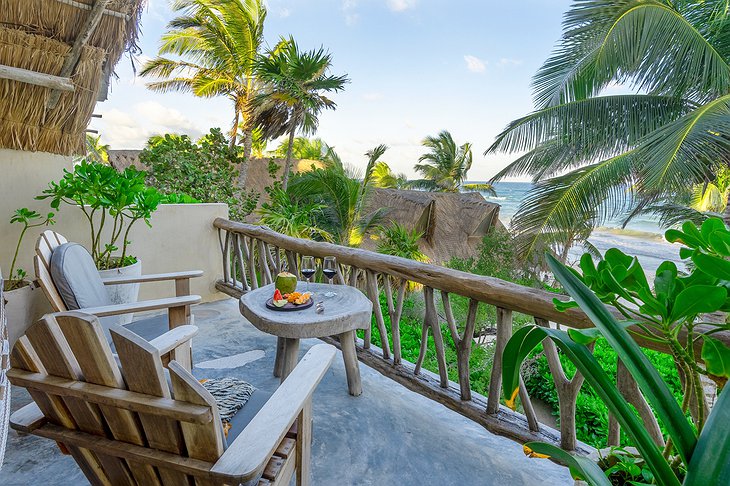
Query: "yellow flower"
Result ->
[[505, 387, 520, 410], [523, 445, 550, 459]]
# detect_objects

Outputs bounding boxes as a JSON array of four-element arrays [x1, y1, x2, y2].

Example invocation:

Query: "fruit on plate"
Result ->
[[286, 292, 302, 303], [272, 289, 288, 307], [275, 272, 298, 294], [294, 292, 311, 305]]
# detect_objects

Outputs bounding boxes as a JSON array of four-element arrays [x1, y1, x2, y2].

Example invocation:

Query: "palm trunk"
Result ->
[[282, 124, 297, 191], [229, 109, 240, 149], [723, 190, 730, 226], [237, 128, 253, 189]]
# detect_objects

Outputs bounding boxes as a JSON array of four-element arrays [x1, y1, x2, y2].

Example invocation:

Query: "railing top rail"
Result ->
[[214, 218, 592, 329]]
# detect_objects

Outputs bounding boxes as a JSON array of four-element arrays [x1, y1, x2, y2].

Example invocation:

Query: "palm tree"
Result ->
[[412, 130, 496, 195], [370, 161, 409, 189], [85, 134, 109, 164], [274, 137, 328, 161], [486, 0, 730, 260], [258, 188, 332, 241], [254, 37, 349, 190], [287, 146, 385, 246], [140, 0, 266, 165]]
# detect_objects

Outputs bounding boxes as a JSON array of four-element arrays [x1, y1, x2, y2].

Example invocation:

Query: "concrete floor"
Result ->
[[1, 298, 572, 485]]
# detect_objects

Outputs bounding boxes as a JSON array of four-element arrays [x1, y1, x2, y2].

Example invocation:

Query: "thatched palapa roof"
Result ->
[[1, 0, 145, 155]]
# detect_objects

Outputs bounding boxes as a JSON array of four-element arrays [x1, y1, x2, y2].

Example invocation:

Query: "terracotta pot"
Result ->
[[98, 259, 141, 325], [3, 281, 52, 347]]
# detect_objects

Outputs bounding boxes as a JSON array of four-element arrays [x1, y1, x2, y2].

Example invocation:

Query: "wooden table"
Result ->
[[239, 283, 372, 396]]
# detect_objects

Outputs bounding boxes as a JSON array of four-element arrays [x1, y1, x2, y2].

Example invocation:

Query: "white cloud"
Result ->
[[342, 0, 359, 25], [134, 101, 198, 132], [277, 7, 291, 18], [464, 55, 486, 73], [387, 0, 417, 12]]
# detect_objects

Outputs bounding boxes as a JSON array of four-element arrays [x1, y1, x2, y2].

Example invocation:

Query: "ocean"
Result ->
[[476, 182, 682, 275]]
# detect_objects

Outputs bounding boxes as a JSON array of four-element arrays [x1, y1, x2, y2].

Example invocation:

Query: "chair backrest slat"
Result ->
[[56, 313, 162, 485], [169, 361, 225, 463], [111, 326, 190, 486], [12, 312, 225, 485]]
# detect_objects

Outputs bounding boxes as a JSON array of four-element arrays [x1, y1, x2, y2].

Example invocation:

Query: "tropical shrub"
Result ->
[[258, 188, 332, 241], [141, 129, 259, 220], [502, 253, 730, 485], [555, 218, 730, 432], [376, 223, 428, 262], [38, 161, 164, 270], [4, 208, 55, 290]]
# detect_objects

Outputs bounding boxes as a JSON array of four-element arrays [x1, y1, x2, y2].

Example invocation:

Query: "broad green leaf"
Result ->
[[524, 442, 611, 485], [501, 325, 547, 409], [670, 286, 727, 322], [701, 336, 730, 381], [684, 378, 730, 485], [679, 247, 695, 260], [553, 298, 580, 312], [692, 253, 730, 281], [538, 325, 680, 486], [700, 218, 726, 241], [568, 321, 636, 345], [709, 231, 730, 257], [547, 254, 696, 467]]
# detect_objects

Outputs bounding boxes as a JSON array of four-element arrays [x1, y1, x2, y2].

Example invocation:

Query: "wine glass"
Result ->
[[301, 256, 316, 291], [323, 256, 337, 284]]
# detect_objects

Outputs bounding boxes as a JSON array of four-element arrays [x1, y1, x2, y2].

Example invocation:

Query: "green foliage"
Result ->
[[370, 161, 409, 189], [524, 339, 682, 449], [38, 161, 163, 270], [447, 228, 535, 284], [375, 223, 428, 262], [258, 188, 332, 241], [84, 134, 109, 164], [503, 254, 730, 485], [558, 218, 730, 431], [141, 129, 259, 221], [254, 36, 349, 189], [140, 0, 268, 157], [411, 130, 493, 194], [274, 137, 328, 161], [487, 1, 730, 261], [5, 208, 55, 290]]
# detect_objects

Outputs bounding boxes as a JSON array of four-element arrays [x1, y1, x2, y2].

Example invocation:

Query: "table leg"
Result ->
[[280, 338, 300, 383], [273, 337, 286, 378], [339, 330, 362, 396]]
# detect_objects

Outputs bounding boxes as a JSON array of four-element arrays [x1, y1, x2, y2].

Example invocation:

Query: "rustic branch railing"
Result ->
[[212, 218, 724, 453]]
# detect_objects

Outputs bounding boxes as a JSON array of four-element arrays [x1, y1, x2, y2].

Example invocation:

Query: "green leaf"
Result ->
[[701, 336, 730, 380], [501, 325, 548, 408], [692, 253, 730, 280], [701, 218, 726, 241], [524, 442, 611, 485], [568, 321, 636, 345], [709, 231, 730, 257], [538, 325, 681, 486], [547, 254, 696, 468], [684, 377, 730, 485], [670, 286, 727, 322]]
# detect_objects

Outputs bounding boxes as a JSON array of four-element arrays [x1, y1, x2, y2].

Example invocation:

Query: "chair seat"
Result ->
[[106, 314, 172, 352]]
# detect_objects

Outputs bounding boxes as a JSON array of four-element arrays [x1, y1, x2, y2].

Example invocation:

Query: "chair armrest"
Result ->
[[149, 325, 198, 355], [101, 270, 204, 285], [210, 344, 336, 484], [78, 295, 201, 317], [10, 402, 47, 433]]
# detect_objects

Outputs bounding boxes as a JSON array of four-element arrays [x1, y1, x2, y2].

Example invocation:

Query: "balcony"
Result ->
[[3, 298, 572, 485]]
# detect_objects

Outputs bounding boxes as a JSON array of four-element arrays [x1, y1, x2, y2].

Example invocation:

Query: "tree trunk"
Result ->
[[282, 124, 296, 191], [723, 190, 730, 226], [229, 108, 240, 150], [237, 128, 253, 188]]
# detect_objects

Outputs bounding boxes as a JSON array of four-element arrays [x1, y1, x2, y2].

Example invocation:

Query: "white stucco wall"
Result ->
[[1, 149, 229, 307]]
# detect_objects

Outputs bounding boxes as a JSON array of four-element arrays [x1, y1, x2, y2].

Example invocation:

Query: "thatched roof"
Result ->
[[1, 0, 145, 155], [361, 188, 502, 263]]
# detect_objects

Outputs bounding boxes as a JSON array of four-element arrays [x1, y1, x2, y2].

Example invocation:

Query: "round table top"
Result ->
[[239, 283, 373, 339]]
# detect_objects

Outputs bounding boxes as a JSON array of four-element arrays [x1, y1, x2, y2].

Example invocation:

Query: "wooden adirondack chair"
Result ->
[[8, 311, 336, 485], [34, 230, 204, 370]]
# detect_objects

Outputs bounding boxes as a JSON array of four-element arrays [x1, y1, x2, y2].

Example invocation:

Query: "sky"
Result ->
[[92, 0, 574, 180]]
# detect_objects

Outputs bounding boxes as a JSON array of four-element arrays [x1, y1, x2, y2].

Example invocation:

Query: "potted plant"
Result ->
[[501, 219, 730, 485], [37, 161, 164, 319], [3, 208, 54, 335]]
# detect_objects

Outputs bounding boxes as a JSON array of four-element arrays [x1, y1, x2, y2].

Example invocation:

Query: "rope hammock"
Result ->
[[0, 272, 10, 470]]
